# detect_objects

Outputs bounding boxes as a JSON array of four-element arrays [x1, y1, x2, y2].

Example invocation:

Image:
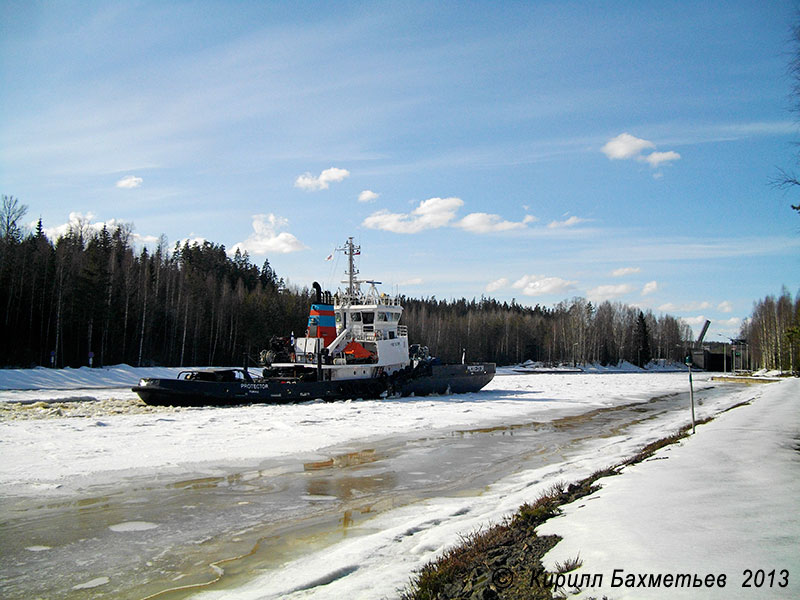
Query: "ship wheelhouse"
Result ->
[[269, 238, 410, 383]]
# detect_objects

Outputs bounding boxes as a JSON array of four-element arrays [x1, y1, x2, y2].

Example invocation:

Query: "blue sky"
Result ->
[[2, 0, 799, 340]]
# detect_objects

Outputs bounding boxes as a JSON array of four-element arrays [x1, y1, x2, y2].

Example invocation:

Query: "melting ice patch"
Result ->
[[109, 521, 159, 532], [72, 576, 110, 589]]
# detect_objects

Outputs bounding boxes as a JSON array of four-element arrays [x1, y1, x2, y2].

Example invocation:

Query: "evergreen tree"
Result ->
[[633, 311, 652, 367]]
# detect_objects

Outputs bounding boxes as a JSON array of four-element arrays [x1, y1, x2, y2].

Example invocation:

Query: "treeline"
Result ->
[[2, 196, 694, 369], [740, 287, 800, 372], [0, 197, 311, 368], [403, 296, 692, 366]]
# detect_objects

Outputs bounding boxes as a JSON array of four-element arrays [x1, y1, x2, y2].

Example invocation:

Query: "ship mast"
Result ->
[[337, 237, 360, 299]]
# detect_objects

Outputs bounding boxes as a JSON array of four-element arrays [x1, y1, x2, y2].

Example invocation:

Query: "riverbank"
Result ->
[[402, 377, 799, 599]]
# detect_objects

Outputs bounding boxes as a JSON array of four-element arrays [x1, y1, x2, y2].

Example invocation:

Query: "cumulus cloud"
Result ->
[[231, 214, 307, 255], [456, 213, 536, 233], [512, 275, 577, 297], [358, 190, 379, 203], [39, 212, 164, 252], [682, 315, 710, 328], [486, 277, 509, 293], [612, 267, 641, 277], [178, 235, 209, 248], [362, 197, 464, 234], [658, 301, 712, 312], [718, 300, 734, 313], [642, 280, 658, 295], [547, 215, 585, 229], [42, 211, 126, 241], [363, 197, 537, 235], [643, 151, 681, 168], [588, 283, 634, 301], [718, 316, 742, 328], [294, 167, 350, 191], [602, 133, 655, 160], [602, 133, 681, 172], [116, 175, 142, 189], [135, 233, 160, 246]]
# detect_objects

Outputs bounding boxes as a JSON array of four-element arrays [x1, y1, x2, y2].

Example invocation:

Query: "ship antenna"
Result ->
[[337, 237, 360, 299]]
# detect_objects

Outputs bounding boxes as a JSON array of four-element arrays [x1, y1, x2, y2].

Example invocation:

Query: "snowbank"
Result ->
[[500, 359, 689, 375], [539, 377, 800, 599], [0, 364, 186, 391]]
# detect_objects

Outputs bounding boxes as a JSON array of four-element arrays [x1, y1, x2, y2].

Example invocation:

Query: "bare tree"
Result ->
[[775, 20, 800, 214], [1, 195, 28, 241]]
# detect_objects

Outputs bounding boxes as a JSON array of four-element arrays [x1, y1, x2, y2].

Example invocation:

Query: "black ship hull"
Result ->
[[398, 363, 495, 396], [132, 363, 495, 407]]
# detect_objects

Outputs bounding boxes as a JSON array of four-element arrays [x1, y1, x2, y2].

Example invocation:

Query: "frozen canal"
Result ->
[[0, 368, 751, 599]]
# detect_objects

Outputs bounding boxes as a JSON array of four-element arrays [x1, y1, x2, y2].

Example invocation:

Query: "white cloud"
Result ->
[[134, 233, 160, 246], [642, 150, 681, 168], [456, 213, 535, 233], [399, 277, 424, 286], [39, 212, 166, 252], [718, 300, 734, 313], [658, 301, 712, 312], [231, 214, 307, 255], [42, 211, 127, 241], [512, 275, 577, 297], [358, 190, 379, 203], [718, 316, 742, 328], [642, 280, 658, 296], [363, 197, 537, 235], [587, 283, 634, 301], [601, 133, 655, 160], [612, 267, 641, 277], [602, 133, 681, 172], [683, 315, 710, 328], [178, 235, 208, 248], [294, 167, 350, 191], [486, 277, 509, 293], [547, 215, 585, 229], [116, 175, 142, 189], [362, 197, 463, 234]]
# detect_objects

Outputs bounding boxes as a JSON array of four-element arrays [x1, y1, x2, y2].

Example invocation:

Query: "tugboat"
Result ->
[[133, 238, 495, 406]]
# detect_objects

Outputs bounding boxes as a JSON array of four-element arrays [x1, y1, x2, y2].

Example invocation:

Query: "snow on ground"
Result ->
[[188, 378, 798, 600], [0, 365, 716, 497], [538, 376, 800, 600], [3, 365, 795, 600]]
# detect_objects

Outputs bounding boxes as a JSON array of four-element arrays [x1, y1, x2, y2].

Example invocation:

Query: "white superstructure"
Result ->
[[286, 238, 410, 381]]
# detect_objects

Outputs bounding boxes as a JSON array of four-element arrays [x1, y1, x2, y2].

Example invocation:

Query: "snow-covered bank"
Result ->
[[500, 359, 690, 375], [539, 377, 800, 599], [0, 364, 189, 391]]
